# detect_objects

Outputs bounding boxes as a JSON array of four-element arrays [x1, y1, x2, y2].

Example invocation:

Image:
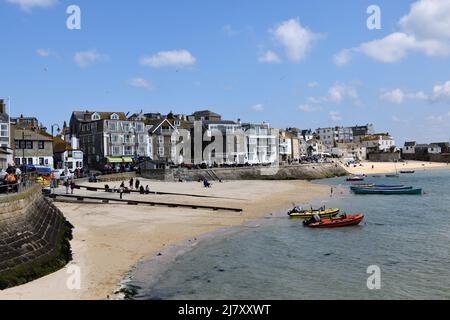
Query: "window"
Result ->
[[38, 141, 45, 149], [158, 147, 164, 156], [39, 158, 44, 165], [135, 123, 144, 132], [26, 141, 33, 149], [28, 158, 33, 165], [0, 124, 8, 137], [15, 158, 21, 165], [122, 122, 130, 132], [110, 113, 119, 120], [92, 113, 101, 121], [124, 146, 133, 156], [109, 122, 118, 131], [158, 136, 164, 144], [112, 146, 121, 156]]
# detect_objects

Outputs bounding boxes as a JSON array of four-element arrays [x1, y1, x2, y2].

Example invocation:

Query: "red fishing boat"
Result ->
[[304, 214, 364, 228]]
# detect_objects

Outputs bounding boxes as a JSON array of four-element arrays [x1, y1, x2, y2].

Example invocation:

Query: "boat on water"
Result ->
[[350, 185, 413, 191], [347, 176, 365, 182], [288, 207, 340, 219], [386, 174, 400, 178], [352, 187, 422, 195], [304, 214, 364, 228], [400, 170, 415, 174]]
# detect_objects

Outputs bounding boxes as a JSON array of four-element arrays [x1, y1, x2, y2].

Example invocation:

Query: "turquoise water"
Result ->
[[131, 170, 450, 300]]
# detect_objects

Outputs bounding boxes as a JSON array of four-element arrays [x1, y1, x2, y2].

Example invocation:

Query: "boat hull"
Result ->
[[306, 214, 364, 228], [352, 188, 422, 195], [289, 208, 340, 219]]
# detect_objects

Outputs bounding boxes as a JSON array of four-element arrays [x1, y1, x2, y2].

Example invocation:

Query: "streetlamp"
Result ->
[[51, 124, 60, 137], [129, 126, 139, 163]]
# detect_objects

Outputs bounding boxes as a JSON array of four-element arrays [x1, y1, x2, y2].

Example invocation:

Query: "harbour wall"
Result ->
[[141, 163, 348, 181], [402, 153, 450, 163], [0, 185, 73, 290]]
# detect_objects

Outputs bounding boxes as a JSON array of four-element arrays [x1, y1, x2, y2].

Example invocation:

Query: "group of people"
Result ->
[[0, 164, 22, 194], [62, 179, 76, 195]]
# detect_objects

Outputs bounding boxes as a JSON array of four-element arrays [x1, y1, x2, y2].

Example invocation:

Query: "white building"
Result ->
[[242, 123, 277, 165], [361, 134, 396, 152], [402, 141, 416, 154]]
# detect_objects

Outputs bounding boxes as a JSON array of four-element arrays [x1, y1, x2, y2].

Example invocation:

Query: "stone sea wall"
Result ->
[[142, 163, 348, 181], [0, 185, 73, 290]]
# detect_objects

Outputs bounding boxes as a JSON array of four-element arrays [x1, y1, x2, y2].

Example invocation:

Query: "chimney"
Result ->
[[0, 99, 5, 114]]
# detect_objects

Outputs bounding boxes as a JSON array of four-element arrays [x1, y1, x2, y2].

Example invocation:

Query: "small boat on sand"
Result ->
[[288, 207, 340, 219], [304, 214, 364, 228]]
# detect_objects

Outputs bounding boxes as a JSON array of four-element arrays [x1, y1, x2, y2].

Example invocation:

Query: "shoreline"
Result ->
[[339, 160, 450, 175], [0, 179, 330, 300], [114, 189, 339, 300]]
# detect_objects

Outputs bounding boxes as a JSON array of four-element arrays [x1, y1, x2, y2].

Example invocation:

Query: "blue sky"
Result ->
[[1, 0, 450, 144]]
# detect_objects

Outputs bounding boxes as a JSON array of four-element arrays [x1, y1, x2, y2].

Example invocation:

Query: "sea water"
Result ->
[[130, 169, 450, 300]]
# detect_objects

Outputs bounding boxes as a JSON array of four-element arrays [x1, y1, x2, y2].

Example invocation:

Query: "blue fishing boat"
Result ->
[[350, 185, 413, 192], [352, 188, 422, 195]]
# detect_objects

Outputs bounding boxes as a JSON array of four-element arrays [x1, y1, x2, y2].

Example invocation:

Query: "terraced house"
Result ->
[[69, 111, 151, 168], [0, 99, 12, 169]]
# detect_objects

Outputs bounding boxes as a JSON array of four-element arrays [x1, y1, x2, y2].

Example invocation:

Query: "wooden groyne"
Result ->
[[47, 193, 243, 213]]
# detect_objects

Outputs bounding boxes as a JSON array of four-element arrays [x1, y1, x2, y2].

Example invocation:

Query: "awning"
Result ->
[[106, 157, 123, 163], [122, 157, 134, 163]]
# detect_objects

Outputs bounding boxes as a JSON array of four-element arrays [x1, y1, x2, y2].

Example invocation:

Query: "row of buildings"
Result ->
[[1, 97, 400, 171]]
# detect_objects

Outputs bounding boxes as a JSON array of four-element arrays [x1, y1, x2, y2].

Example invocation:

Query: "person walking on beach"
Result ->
[[64, 179, 70, 194], [129, 177, 134, 190], [70, 180, 76, 194], [119, 186, 124, 199], [330, 186, 334, 197], [135, 179, 140, 190]]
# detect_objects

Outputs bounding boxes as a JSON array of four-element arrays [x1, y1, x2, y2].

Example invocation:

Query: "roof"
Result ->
[[204, 120, 238, 126], [72, 111, 128, 122], [192, 110, 221, 117], [53, 136, 73, 153], [404, 141, 416, 147], [361, 134, 392, 142], [415, 144, 429, 148], [13, 128, 54, 141]]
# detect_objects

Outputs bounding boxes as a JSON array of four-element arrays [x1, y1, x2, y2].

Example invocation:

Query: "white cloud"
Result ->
[[251, 104, 264, 112], [335, 0, 450, 65], [433, 81, 450, 100], [328, 83, 358, 103], [307, 81, 319, 88], [7, 0, 58, 11], [258, 50, 281, 64], [330, 111, 343, 122], [333, 49, 354, 66], [222, 25, 238, 37], [128, 78, 154, 91], [36, 48, 52, 57], [271, 18, 319, 62], [298, 104, 321, 112], [140, 50, 196, 68], [74, 50, 109, 68], [380, 88, 405, 104]]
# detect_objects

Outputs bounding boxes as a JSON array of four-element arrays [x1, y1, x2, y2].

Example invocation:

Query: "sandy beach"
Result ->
[[0, 179, 329, 300], [340, 160, 450, 175]]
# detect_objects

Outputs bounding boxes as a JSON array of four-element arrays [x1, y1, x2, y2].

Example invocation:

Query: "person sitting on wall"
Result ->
[[145, 185, 150, 194], [139, 185, 145, 194]]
